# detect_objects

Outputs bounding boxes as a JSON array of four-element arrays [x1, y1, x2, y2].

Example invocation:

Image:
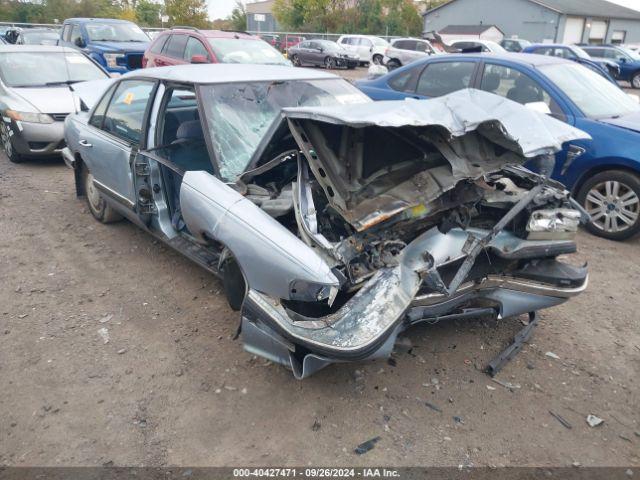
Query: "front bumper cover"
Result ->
[[240, 226, 588, 378]]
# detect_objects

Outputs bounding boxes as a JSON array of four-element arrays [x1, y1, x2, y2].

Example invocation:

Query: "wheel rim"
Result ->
[[85, 172, 102, 212], [585, 180, 640, 233], [325, 57, 334, 69], [373, 55, 382, 65], [1, 123, 13, 158], [292, 55, 300, 66], [633, 75, 640, 88]]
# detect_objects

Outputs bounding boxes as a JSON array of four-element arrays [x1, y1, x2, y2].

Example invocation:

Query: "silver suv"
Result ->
[[383, 37, 438, 70]]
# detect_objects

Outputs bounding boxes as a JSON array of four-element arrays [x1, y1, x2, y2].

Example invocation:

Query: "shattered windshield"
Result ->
[[199, 79, 369, 181]]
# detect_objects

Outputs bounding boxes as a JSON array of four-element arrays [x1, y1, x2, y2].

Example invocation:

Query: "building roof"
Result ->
[[246, 0, 276, 14], [439, 24, 504, 35], [122, 64, 337, 84], [424, 0, 640, 20]]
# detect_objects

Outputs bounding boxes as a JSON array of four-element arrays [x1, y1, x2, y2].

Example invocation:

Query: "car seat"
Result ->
[[507, 74, 543, 104]]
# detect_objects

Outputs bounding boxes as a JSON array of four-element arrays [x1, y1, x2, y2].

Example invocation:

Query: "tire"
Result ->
[[222, 257, 246, 311], [372, 54, 383, 65], [324, 56, 335, 69], [0, 122, 23, 163], [291, 54, 301, 67], [386, 59, 401, 71], [632, 71, 640, 89], [576, 170, 640, 241], [82, 166, 123, 224]]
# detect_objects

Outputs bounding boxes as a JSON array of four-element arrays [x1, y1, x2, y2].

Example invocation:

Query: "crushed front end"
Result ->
[[238, 89, 590, 378]]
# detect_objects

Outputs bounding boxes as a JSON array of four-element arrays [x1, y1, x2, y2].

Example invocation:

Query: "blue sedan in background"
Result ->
[[521, 43, 620, 81], [581, 44, 640, 88], [356, 53, 640, 240]]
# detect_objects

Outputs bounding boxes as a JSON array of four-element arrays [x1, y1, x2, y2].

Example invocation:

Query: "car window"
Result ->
[[62, 24, 70, 41], [584, 48, 602, 58], [164, 34, 188, 59], [415, 41, 429, 53], [416, 61, 476, 97], [358, 38, 372, 47], [298, 41, 309, 48], [101, 80, 155, 144], [149, 34, 168, 54], [184, 37, 209, 61], [480, 63, 563, 117], [70, 24, 82, 45], [308, 41, 319, 49], [89, 83, 117, 129], [388, 67, 419, 92]]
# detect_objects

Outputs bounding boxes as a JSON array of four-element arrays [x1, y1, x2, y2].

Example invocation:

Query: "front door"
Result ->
[[81, 79, 156, 211]]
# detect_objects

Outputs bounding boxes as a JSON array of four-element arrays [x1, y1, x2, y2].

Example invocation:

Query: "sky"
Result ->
[[208, 0, 640, 22]]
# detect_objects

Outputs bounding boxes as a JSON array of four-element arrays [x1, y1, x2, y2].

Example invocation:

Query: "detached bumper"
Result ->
[[240, 227, 588, 378], [61, 147, 76, 169], [7, 120, 65, 157]]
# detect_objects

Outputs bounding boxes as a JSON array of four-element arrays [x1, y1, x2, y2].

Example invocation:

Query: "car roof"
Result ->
[[166, 29, 257, 40], [0, 45, 77, 53], [65, 17, 135, 24], [422, 52, 571, 67], [527, 43, 572, 48], [123, 64, 338, 84]]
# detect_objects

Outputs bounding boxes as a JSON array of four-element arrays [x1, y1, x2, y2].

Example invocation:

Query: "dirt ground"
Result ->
[[0, 71, 639, 468]]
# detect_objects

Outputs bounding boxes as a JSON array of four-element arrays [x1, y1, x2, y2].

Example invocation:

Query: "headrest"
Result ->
[[176, 120, 204, 141], [482, 72, 501, 92]]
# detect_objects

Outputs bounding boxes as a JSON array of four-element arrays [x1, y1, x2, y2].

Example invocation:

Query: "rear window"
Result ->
[[207, 38, 288, 65], [164, 34, 188, 58], [150, 34, 169, 54]]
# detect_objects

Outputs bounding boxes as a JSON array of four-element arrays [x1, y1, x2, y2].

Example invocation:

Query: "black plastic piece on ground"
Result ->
[[486, 311, 538, 377]]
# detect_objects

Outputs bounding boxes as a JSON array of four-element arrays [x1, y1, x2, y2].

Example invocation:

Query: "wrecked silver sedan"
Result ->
[[63, 65, 589, 378]]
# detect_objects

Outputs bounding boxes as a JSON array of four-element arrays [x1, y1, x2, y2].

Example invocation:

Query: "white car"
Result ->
[[383, 37, 440, 70], [450, 39, 507, 53], [336, 34, 389, 64]]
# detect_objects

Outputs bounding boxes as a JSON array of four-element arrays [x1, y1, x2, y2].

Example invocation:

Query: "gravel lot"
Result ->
[[0, 70, 639, 468]]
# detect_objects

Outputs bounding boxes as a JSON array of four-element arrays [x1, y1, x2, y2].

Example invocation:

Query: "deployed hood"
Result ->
[[280, 89, 589, 231], [12, 87, 76, 114], [599, 110, 640, 133]]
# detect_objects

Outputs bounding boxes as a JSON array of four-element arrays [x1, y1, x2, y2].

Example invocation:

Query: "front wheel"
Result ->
[[83, 166, 123, 224], [372, 54, 383, 65], [631, 72, 640, 89], [324, 56, 336, 69], [0, 122, 23, 163], [386, 59, 401, 71], [291, 54, 301, 67], [577, 170, 640, 240]]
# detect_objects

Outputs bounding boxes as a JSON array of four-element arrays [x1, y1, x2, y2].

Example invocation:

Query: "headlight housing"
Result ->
[[527, 208, 581, 240], [5, 109, 53, 124], [103, 53, 125, 69]]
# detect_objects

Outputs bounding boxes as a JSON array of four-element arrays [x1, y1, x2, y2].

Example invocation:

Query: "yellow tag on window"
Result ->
[[123, 92, 134, 105]]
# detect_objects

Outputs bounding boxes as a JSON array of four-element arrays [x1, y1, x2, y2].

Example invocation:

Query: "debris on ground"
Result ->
[[117, 348, 127, 355], [97, 327, 109, 344], [424, 401, 442, 413], [586, 414, 604, 427], [311, 419, 321, 432], [545, 351, 560, 360], [99, 314, 113, 324], [354, 436, 381, 455], [549, 410, 572, 429], [453, 416, 464, 424], [491, 378, 521, 392]]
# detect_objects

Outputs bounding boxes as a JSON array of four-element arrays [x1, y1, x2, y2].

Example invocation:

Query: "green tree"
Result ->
[[135, 0, 163, 26], [164, 0, 209, 28], [228, 1, 246, 31]]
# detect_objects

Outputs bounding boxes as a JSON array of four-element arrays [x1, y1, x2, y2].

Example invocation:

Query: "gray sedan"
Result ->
[[0, 45, 108, 163], [63, 64, 589, 378], [289, 40, 359, 69]]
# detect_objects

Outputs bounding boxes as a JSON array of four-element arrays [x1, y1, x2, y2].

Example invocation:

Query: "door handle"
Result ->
[[79, 139, 92, 147]]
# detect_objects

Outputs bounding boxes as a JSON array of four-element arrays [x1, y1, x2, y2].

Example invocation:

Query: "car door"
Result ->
[[160, 34, 188, 66], [413, 60, 479, 99], [79, 79, 157, 213], [308, 41, 324, 65], [358, 37, 373, 62], [476, 62, 582, 179]]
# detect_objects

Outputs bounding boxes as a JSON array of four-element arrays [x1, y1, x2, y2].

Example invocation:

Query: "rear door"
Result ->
[[160, 34, 188, 66], [79, 79, 157, 212], [357, 37, 373, 62]]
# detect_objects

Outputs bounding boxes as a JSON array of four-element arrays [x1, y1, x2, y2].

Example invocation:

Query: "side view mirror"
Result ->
[[74, 37, 85, 48], [319, 47, 324, 53], [525, 101, 552, 115], [190, 54, 208, 64]]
